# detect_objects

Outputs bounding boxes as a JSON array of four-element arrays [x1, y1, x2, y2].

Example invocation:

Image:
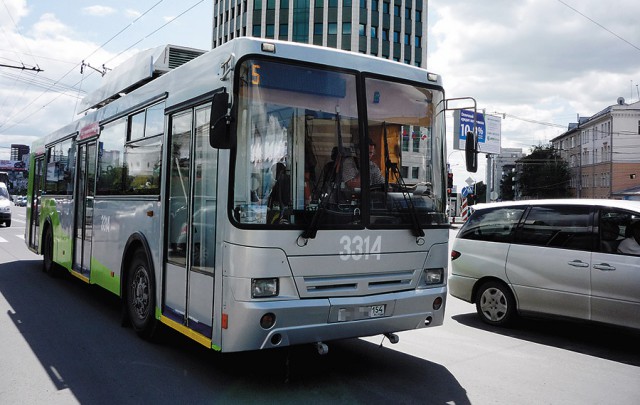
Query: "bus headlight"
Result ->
[[418, 268, 444, 288], [251, 278, 279, 298]]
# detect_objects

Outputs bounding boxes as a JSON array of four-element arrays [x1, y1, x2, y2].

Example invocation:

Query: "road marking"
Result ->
[[0, 236, 7, 243]]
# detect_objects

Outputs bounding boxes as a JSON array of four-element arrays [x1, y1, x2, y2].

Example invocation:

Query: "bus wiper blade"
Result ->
[[300, 205, 323, 240]]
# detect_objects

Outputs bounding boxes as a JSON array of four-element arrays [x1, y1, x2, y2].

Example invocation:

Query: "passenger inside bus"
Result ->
[[267, 162, 291, 224], [342, 139, 385, 189], [312, 145, 359, 206]]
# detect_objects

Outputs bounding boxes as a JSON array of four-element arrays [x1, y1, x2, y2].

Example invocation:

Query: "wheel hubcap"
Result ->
[[131, 267, 150, 320], [480, 288, 508, 322]]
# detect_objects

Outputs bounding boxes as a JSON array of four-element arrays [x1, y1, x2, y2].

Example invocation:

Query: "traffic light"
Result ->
[[467, 194, 475, 206], [447, 172, 453, 189]]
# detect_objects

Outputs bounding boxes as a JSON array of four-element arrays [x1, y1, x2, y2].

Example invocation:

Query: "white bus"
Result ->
[[26, 38, 472, 353]]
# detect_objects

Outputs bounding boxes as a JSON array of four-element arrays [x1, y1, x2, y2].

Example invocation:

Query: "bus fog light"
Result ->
[[433, 297, 443, 310], [260, 313, 276, 329], [252, 278, 279, 298]]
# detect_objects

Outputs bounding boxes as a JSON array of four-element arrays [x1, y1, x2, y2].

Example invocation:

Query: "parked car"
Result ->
[[0, 182, 11, 227], [449, 199, 640, 330], [15, 196, 27, 207]]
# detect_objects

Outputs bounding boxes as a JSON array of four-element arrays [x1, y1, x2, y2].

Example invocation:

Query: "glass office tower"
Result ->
[[212, 0, 427, 67]]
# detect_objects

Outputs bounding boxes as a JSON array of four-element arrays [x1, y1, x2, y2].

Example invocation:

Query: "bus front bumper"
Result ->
[[220, 287, 446, 352]]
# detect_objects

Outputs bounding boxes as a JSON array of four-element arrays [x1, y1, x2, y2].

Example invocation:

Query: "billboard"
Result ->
[[453, 110, 501, 155], [0, 160, 26, 170]]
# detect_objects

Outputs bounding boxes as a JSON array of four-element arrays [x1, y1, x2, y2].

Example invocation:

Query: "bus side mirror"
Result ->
[[465, 131, 478, 173], [209, 91, 232, 149]]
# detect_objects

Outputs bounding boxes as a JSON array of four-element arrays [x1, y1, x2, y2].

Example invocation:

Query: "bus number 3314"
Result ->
[[339, 235, 381, 260]]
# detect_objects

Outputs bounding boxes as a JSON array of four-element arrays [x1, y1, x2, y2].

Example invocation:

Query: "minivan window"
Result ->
[[599, 208, 640, 254], [459, 206, 525, 243], [514, 205, 591, 250]]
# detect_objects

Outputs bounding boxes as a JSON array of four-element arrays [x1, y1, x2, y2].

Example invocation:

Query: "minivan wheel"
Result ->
[[475, 281, 516, 326]]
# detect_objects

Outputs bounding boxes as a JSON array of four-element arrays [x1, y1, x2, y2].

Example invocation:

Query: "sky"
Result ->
[[1, 0, 639, 189]]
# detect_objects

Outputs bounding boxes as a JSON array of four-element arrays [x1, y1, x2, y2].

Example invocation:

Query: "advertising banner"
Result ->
[[453, 110, 501, 154]]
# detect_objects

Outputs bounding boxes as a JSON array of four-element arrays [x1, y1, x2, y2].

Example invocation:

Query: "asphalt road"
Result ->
[[1, 208, 638, 404]]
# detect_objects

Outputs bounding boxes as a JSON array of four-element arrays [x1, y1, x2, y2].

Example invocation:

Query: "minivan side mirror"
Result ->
[[209, 91, 232, 149], [465, 130, 478, 173]]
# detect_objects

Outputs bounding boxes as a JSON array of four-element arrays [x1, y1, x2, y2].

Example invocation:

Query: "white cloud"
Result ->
[[82, 5, 116, 17], [0, 0, 29, 27], [429, 0, 640, 187], [29, 13, 73, 39], [124, 9, 142, 19]]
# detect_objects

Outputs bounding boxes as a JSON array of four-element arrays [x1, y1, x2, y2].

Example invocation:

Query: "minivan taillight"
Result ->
[[451, 250, 461, 261]]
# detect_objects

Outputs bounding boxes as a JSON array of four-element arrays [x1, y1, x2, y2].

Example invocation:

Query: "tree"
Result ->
[[517, 145, 571, 199]]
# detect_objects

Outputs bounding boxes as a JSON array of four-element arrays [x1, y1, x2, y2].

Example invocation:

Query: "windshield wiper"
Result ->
[[382, 121, 425, 238]]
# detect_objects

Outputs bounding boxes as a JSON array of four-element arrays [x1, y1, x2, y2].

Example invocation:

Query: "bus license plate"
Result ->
[[369, 305, 385, 318]]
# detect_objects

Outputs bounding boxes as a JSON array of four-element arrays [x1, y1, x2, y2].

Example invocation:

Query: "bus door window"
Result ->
[[191, 105, 217, 271], [167, 111, 193, 265], [29, 157, 44, 249]]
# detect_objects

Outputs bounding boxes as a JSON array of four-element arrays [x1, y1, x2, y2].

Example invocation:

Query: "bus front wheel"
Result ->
[[42, 228, 63, 277], [126, 250, 158, 340]]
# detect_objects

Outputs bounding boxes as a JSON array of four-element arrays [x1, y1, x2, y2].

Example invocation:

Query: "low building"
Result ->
[[551, 98, 640, 199]]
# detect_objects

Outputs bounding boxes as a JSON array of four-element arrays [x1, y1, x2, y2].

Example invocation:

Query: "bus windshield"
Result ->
[[232, 58, 446, 228]]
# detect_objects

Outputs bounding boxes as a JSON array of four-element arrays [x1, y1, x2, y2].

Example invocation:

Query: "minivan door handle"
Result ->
[[568, 260, 589, 268], [593, 263, 616, 271]]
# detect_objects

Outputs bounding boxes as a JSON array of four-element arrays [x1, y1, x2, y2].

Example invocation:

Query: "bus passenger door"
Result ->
[[28, 157, 44, 250], [73, 141, 97, 277], [165, 106, 216, 339]]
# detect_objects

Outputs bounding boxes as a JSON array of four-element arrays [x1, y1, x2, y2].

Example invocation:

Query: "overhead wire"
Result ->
[[103, 0, 206, 66], [494, 112, 566, 129], [0, 0, 45, 126], [555, 0, 640, 53], [1, 0, 39, 67], [0, 1, 166, 131], [1, 0, 209, 134]]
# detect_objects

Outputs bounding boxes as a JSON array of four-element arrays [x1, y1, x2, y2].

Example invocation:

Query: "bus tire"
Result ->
[[126, 250, 158, 340], [42, 227, 64, 277]]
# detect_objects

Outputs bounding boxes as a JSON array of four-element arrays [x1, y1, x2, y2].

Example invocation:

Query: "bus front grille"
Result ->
[[296, 270, 418, 298]]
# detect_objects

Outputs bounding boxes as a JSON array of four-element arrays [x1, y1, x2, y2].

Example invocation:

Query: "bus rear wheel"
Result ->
[[126, 250, 158, 340]]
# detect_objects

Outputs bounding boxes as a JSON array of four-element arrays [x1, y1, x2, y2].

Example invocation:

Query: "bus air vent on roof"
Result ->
[[79, 44, 206, 112]]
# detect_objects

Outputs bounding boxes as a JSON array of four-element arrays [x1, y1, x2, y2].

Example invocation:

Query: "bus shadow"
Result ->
[[451, 312, 640, 367], [0, 260, 470, 405]]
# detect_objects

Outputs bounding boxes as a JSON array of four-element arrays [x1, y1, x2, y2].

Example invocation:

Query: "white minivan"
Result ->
[[449, 199, 640, 330], [0, 182, 11, 227]]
